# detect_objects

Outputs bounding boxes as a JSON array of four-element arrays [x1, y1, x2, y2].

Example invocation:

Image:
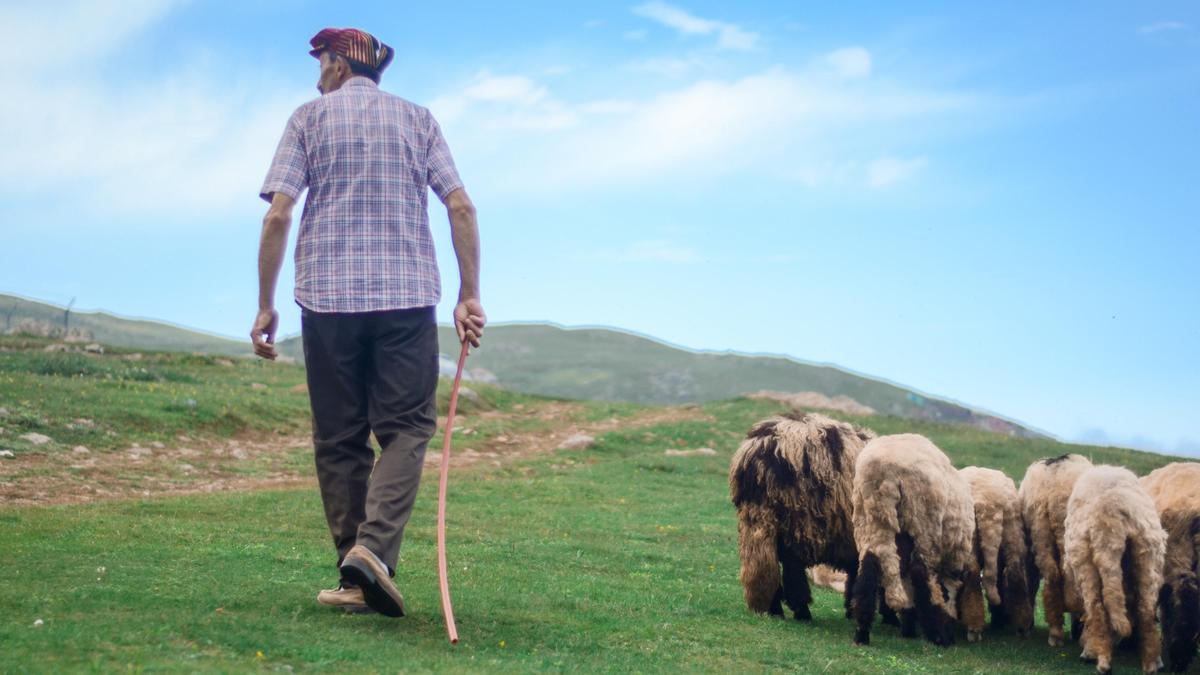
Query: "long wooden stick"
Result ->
[[437, 340, 469, 644]]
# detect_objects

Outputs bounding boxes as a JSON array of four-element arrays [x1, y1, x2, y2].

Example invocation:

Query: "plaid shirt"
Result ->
[[260, 77, 463, 313]]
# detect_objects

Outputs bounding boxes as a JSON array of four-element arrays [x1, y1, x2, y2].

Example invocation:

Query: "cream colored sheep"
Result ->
[[850, 433, 975, 646], [1141, 462, 1200, 673], [959, 466, 1036, 641], [1065, 465, 1166, 675], [729, 412, 876, 621], [1019, 453, 1093, 646]]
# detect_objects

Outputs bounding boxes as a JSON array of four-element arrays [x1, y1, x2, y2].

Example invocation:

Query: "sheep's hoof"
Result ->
[[854, 630, 870, 646], [967, 630, 982, 643], [1096, 667, 1112, 675], [1016, 628, 1031, 639], [1079, 650, 1097, 664], [1049, 634, 1064, 647], [793, 606, 813, 622]]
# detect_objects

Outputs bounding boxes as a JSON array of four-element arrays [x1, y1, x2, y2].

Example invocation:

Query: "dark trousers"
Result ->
[[301, 305, 438, 577]]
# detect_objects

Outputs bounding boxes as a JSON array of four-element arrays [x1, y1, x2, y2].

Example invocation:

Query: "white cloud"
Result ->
[[824, 47, 872, 79], [435, 64, 969, 193], [867, 156, 929, 188], [632, 1, 759, 51], [1138, 21, 1188, 35], [0, 0, 179, 70], [0, 2, 303, 222], [627, 56, 708, 77], [604, 240, 703, 263], [624, 29, 649, 41]]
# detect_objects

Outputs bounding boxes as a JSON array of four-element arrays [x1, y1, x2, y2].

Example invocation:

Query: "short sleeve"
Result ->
[[259, 108, 309, 203], [425, 112, 464, 201]]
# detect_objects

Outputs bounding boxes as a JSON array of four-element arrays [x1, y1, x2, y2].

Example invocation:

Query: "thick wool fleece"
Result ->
[[851, 434, 975, 641], [1065, 465, 1166, 675], [959, 466, 1035, 637], [1142, 462, 1200, 673], [1019, 453, 1092, 646], [729, 412, 876, 618]]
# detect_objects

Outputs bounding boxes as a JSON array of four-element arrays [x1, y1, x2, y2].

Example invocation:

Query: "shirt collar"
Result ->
[[343, 76, 378, 89]]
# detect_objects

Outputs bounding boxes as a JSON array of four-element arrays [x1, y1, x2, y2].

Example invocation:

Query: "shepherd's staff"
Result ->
[[437, 339, 470, 644]]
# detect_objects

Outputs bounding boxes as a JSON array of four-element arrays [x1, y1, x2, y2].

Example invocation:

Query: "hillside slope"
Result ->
[[0, 293, 248, 356]]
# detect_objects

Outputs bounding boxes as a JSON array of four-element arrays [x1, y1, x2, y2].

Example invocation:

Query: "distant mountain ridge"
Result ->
[[2, 292, 1038, 437]]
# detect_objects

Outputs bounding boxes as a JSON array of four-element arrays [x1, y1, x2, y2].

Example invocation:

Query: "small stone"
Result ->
[[250, 383, 268, 391], [123, 353, 143, 361], [128, 446, 152, 458], [0, 407, 9, 418], [289, 383, 308, 394], [150, 441, 165, 449], [0, 450, 14, 458], [33, 619, 43, 627], [215, 359, 235, 367], [72, 446, 90, 454], [20, 433, 53, 446], [179, 463, 195, 473], [73, 418, 95, 429], [230, 447, 249, 460], [664, 447, 718, 457], [84, 343, 104, 354], [557, 433, 595, 451], [458, 387, 480, 403]]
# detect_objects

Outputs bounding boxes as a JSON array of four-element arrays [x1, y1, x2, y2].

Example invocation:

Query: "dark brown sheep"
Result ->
[[729, 411, 876, 621]]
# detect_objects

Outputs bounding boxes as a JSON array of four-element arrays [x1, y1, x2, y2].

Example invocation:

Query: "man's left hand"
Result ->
[[454, 298, 486, 348]]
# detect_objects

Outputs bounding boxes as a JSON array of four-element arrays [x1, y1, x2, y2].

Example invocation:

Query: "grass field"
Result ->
[[0, 336, 1188, 673]]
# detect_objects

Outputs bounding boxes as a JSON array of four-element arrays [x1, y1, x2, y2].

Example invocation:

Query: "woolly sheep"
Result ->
[[959, 466, 1036, 641], [1019, 453, 1093, 646], [1141, 462, 1200, 673], [729, 412, 876, 621], [1065, 465, 1166, 675], [850, 433, 976, 646]]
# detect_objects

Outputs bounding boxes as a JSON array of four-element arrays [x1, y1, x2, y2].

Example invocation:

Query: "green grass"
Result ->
[[0, 395, 1186, 673]]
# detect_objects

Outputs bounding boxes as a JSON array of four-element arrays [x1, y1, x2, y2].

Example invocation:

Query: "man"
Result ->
[[252, 27, 485, 618]]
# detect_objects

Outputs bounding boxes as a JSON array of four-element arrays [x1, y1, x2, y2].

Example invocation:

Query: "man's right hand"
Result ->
[[251, 308, 280, 360], [454, 298, 486, 348]]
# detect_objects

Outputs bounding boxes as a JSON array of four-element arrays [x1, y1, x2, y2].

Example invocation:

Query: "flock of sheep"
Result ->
[[729, 412, 1200, 674]]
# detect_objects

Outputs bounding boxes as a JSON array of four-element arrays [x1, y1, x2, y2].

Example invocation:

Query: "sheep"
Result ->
[[1141, 462, 1200, 673], [729, 411, 876, 621], [850, 433, 976, 646], [959, 466, 1036, 641], [1064, 465, 1166, 675], [1019, 453, 1093, 646]]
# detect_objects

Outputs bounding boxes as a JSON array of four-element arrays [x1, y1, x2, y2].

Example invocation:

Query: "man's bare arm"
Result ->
[[252, 192, 296, 360], [444, 188, 486, 347]]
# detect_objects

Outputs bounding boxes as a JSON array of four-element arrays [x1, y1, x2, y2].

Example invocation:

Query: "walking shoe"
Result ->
[[339, 545, 405, 617], [316, 585, 376, 614]]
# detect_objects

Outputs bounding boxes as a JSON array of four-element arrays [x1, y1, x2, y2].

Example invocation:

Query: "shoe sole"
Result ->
[[340, 558, 405, 617]]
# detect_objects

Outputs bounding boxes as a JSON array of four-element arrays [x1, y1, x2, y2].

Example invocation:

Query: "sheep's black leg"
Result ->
[[768, 586, 784, 617], [843, 563, 858, 619], [1163, 579, 1200, 673], [880, 593, 901, 626], [852, 554, 881, 645], [1070, 612, 1084, 643], [906, 537, 954, 647], [780, 551, 812, 621]]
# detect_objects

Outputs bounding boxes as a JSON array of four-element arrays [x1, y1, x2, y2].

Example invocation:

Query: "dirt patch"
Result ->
[[0, 403, 712, 507]]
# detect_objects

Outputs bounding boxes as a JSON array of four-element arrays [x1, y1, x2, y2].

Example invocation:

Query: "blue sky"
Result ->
[[1, 1, 1197, 455]]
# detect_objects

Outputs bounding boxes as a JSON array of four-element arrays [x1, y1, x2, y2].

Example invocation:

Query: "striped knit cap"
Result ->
[[308, 28, 394, 74]]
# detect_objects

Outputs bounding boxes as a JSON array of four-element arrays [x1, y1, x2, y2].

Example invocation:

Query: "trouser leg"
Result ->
[[355, 306, 439, 573], [301, 309, 374, 573]]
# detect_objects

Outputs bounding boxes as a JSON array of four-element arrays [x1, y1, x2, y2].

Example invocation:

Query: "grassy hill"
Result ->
[[434, 323, 1034, 437], [0, 334, 1185, 673], [3, 293, 1033, 436], [0, 293, 249, 357]]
